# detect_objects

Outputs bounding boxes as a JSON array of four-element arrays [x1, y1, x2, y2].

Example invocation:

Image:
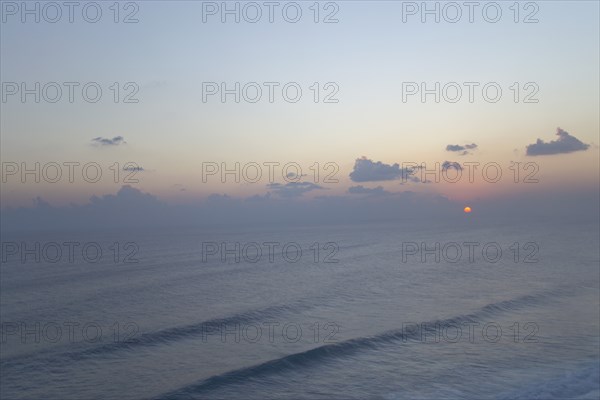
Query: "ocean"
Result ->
[[1, 216, 599, 399]]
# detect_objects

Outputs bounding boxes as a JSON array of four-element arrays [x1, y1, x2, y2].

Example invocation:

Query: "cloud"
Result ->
[[266, 182, 325, 198], [349, 157, 416, 182], [347, 185, 391, 196], [526, 128, 589, 156], [442, 161, 462, 171], [446, 143, 477, 155], [286, 172, 307, 180], [3, 184, 597, 232], [88, 185, 161, 207], [91, 136, 126, 146], [123, 165, 144, 172], [400, 174, 424, 184]]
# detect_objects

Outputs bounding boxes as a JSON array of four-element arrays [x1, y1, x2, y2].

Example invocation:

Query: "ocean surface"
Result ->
[[1, 216, 599, 399]]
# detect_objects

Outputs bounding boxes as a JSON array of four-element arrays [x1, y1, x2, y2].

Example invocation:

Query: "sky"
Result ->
[[1, 0, 599, 229]]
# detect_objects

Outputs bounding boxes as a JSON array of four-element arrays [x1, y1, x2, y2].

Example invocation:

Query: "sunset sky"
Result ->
[[1, 1, 598, 218]]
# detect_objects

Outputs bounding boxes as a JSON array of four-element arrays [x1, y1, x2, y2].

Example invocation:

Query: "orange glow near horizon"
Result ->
[[464, 206, 472, 213]]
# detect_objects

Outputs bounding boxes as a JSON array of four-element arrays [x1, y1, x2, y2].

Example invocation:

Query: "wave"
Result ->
[[157, 288, 569, 399], [0, 298, 321, 371]]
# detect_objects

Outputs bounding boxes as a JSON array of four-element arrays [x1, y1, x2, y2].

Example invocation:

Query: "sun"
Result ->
[[464, 206, 472, 213]]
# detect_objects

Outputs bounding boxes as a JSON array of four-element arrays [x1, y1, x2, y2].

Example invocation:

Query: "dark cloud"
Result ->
[[526, 128, 589, 156], [349, 157, 416, 182], [123, 165, 144, 172], [285, 172, 307, 180], [0, 186, 460, 231], [347, 185, 391, 196], [88, 185, 160, 207], [400, 175, 423, 184], [442, 161, 462, 171], [446, 143, 477, 155], [91, 136, 126, 146], [267, 182, 325, 198], [3, 184, 597, 232]]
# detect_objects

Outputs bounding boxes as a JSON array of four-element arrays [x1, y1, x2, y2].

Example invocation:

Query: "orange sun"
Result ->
[[464, 206, 472, 213]]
